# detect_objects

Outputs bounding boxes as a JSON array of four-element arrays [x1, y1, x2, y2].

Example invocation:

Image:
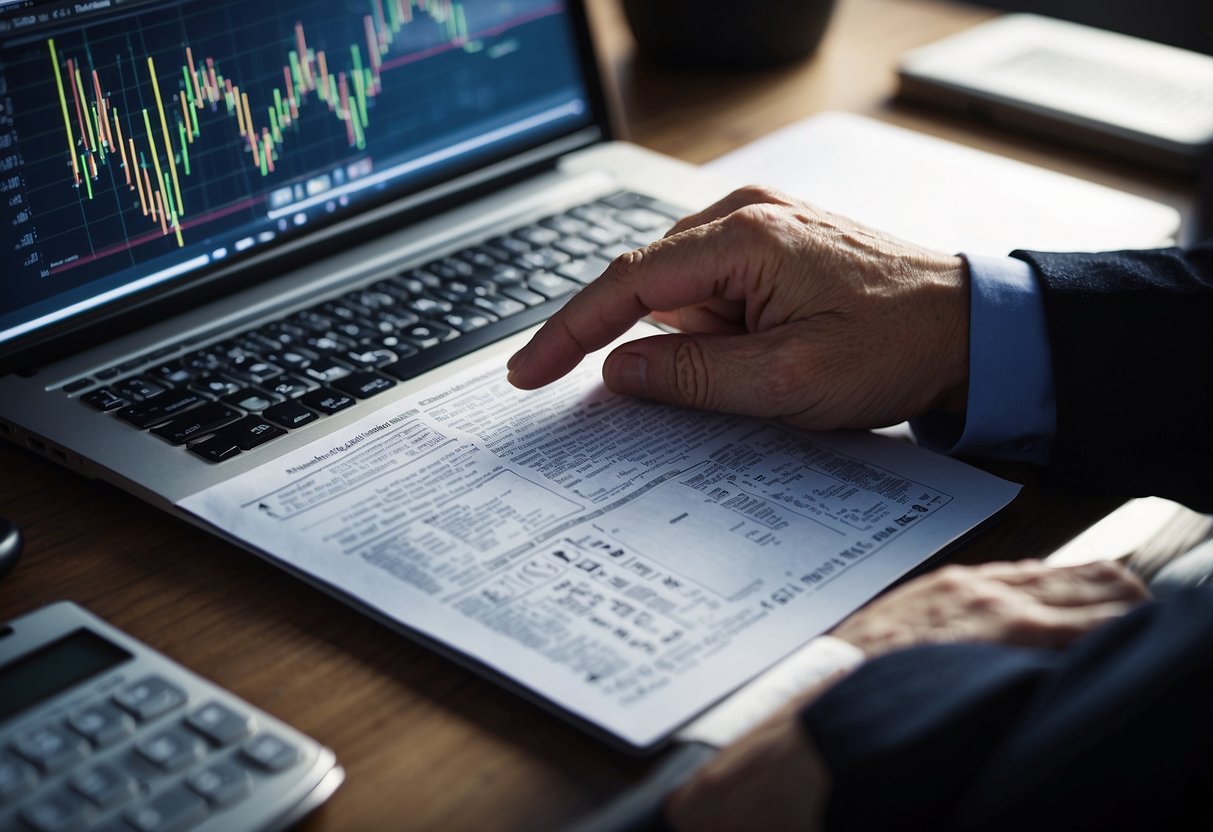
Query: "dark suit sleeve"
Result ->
[[1009, 244, 1213, 511], [800, 588, 1213, 832]]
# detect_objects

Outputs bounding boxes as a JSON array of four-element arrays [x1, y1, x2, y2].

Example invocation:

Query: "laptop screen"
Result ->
[[0, 0, 598, 355]]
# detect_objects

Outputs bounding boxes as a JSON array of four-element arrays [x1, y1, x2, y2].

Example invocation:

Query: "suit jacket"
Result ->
[[1012, 245, 1213, 511], [802, 587, 1213, 831], [801, 246, 1213, 829]]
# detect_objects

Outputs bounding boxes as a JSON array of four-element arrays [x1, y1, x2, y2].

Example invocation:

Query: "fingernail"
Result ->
[[507, 347, 527, 373], [613, 353, 648, 395]]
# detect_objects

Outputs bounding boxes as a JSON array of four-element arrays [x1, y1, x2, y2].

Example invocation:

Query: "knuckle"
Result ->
[[1086, 560, 1128, 582], [725, 203, 782, 238], [933, 565, 972, 593], [670, 339, 715, 408], [1007, 609, 1048, 637], [734, 183, 782, 204], [605, 246, 645, 279]]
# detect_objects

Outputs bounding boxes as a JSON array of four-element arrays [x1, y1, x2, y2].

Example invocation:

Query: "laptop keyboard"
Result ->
[[68, 191, 685, 464]]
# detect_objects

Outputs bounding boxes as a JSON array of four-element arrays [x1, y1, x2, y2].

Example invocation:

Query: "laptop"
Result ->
[[0, 0, 726, 501], [0, 0, 1027, 756]]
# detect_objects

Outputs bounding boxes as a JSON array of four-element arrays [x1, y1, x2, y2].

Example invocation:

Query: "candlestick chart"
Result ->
[[0, 0, 585, 335]]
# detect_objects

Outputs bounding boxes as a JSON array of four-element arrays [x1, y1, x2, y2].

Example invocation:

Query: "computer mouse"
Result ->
[[0, 516, 23, 580]]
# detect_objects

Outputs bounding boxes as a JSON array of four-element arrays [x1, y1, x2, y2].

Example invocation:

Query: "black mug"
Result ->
[[621, 0, 838, 71]]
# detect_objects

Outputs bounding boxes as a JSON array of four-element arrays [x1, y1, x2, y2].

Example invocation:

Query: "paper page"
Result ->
[[178, 326, 1020, 748], [705, 111, 1180, 255]]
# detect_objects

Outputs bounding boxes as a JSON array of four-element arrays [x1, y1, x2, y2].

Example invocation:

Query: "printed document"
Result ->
[[179, 326, 1020, 749]]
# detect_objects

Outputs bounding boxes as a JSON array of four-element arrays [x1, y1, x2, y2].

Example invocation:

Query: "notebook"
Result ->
[[0, 1, 1027, 751]]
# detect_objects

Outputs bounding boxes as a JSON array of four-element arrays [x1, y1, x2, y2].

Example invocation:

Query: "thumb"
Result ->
[[603, 330, 795, 417]]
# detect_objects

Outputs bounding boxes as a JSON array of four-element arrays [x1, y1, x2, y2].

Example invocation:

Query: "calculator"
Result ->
[[0, 602, 343, 832]]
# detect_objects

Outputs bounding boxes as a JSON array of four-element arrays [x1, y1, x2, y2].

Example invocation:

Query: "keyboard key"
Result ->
[[188, 436, 241, 463], [181, 351, 226, 375], [190, 374, 242, 397], [81, 388, 126, 412], [553, 236, 600, 258], [124, 784, 208, 832], [186, 702, 253, 746], [408, 295, 454, 317], [488, 235, 531, 256], [557, 254, 614, 285], [261, 348, 318, 372], [137, 727, 204, 773], [228, 356, 282, 385], [470, 295, 526, 319], [526, 271, 580, 300], [220, 390, 281, 413], [113, 376, 167, 402], [459, 247, 503, 269], [616, 207, 673, 232], [95, 366, 121, 380], [301, 388, 356, 415], [12, 725, 88, 775], [188, 759, 251, 807], [303, 357, 354, 384], [303, 334, 352, 357], [152, 404, 243, 445], [513, 225, 560, 247], [148, 362, 194, 386], [579, 222, 629, 247], [63, 378, 93, 394], [539, 215, 587, 235], [404, 269, 442, 291], [501, 286, 546, 307], [242, 733, 298, 772], [440, 310, 495, 333], [333, 371, 395, 399], [118, 391, 207, 429], [260, 374, 316, 399], [20, 790, 91, 832], [429, 257, 474, 279], [217, 416, 286, 450], [402, 323, 456, 349], [71, 762, 137, 810], [343, 348, 398, 369], [486, 265, 526, 288], [514, 247, 570, 271], [599, 191, 684, 218], [113, 676, 188, 722], [0, 752, 37, 804], [262, 400, 319, 429], [68, 703, 135, 748]]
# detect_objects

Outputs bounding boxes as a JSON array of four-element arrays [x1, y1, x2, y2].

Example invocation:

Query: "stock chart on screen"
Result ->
[[0, 0, 589, 344]]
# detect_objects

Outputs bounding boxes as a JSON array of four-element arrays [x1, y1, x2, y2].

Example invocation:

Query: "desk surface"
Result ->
[[0, 0, 1197, 828]]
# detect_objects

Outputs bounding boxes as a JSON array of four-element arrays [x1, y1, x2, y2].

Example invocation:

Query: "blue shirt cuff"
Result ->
[[912, 254, 1056, 465]]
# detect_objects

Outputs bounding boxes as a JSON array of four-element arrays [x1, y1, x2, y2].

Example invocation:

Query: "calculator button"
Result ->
[[68, 702, 135, 748], [19, 790, 92, 832], [71, 762, 137, 810], [187, 759, 251, 807], [124, 785, 208, 832], [136, 727, 204, 773], [242, 733, 298, 772], [0, 751, 37, 804], [113, 676, 187, 722], [11, 724, 88, 775], [186, 701, 252, 746]]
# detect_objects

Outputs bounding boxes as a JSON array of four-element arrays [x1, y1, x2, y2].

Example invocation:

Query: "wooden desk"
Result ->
[[0, 1, 1197, 829]]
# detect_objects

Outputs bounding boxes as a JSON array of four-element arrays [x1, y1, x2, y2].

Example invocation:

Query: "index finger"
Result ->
[[506, 215, 760, 389]]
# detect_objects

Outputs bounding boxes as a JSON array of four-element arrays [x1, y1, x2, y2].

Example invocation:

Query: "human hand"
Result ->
[[507, 186, 970, 430], [664, 674, 839, 832], [830, 559, 1150, 658]]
